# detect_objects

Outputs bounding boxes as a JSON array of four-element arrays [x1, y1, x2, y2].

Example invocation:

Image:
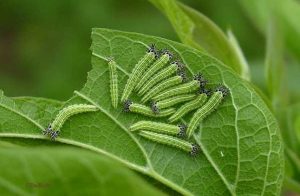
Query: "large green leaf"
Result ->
[[149, 0, 250, 81], [0, 144, 164, 196], [0, 29, 284, 195]]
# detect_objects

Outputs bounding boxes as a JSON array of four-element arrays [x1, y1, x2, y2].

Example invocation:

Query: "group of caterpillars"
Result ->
[[43, 44, 229, 157]]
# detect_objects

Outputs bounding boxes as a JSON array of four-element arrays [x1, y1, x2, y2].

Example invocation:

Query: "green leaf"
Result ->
[[0, 29, 284, 195], [149, 0, 250, 80], [0, 144, 164, 195]]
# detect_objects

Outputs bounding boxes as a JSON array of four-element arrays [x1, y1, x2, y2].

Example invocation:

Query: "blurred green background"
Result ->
[[0, 0, 276, 101]]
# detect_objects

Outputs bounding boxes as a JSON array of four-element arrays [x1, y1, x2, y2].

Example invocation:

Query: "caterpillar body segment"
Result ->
[[186, 85, 229, 138], [108, 58, 118, 108], [151, 94, 196, 114], [141, 74, 186, 103], [130, 120, 187, 138], [169, 93, 208, 122]]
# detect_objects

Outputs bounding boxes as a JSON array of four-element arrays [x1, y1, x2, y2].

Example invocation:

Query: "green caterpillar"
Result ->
[[135, 50, 172, 91], [138, 61, 185, 96], [168, 89, 210, 122], [121, 44, 157, 102], [152, 73, 207, 101], [151, 94, 196, 114], [123, 100, 175, 117], [186, 86, 229, 138], [138, 131, 199, 156], [141, 74, 186, 103], [130, 120, 187, 138], [108, 58, 118, 108], [44, 104, 98, 140]]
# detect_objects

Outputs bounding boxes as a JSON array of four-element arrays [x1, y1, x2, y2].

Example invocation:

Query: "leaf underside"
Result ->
[[0, 29, 284, 195]]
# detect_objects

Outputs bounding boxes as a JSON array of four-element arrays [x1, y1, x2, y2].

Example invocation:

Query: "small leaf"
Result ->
[[149, 0, 250, 80]]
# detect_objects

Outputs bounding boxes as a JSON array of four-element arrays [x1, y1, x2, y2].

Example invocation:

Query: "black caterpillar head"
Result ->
[[172, 60, 185, 72], [193, 73, 207, 88], [147, 44, 159, 58], [50, 130, 60, 141], [216, 85, 229, 97], [177, 124, 187, 138], [160, 49, 173, 59], [123, 100, 133, 112], [190, 144, 200, 156], [151, 101, 159, 114], [43, 124, 53, 136], [178, 71, 187, 82], [199, 88, 212, 96]]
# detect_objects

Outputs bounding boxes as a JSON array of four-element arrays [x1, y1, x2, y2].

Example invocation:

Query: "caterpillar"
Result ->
[[151, 94, 196, 114], [43, 104, 98, 140], [152, 73, 207, 101], [121, 44, 157, 102], [141, 73, 186, 103], [135, 49, 173, 91], [130, 120, 187, 138], [138, 61, 185, 96], [138, 131, 199, 156], [168, 89, 210, 122], [186, 85, 229, 138], [108, 58, 118, 108], [123, 100, 175, 117]]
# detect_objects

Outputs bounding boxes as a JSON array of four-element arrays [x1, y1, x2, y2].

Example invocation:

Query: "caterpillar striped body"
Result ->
[[138, 131, 199, 155], [138, 61, 185, 96], [135, 50, 172, 91], [43, 104, 98, 140], [141, 74, 186, 103], [108, 58, 118, 108], [123, 100, 175, 117], [152, 73, 207, 101], [130, 120, 187, 138], [121, 44, 157, 102], [151, 94, 196, 114], [168, 90, 209, 122], [186, 85, 229, 138]]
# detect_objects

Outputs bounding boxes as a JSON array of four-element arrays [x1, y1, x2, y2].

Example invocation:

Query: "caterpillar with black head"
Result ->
[[43, 104, 98, 140], [130, 120, 187, 138], [186, 85, 229, 138], [151, 94, 196, 114], [138, 131, 199, 156], [123, 100, 175, 117], [121, 44, 157, 102], [107, 58, 118, 108], [138, 61, 185, 96]]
